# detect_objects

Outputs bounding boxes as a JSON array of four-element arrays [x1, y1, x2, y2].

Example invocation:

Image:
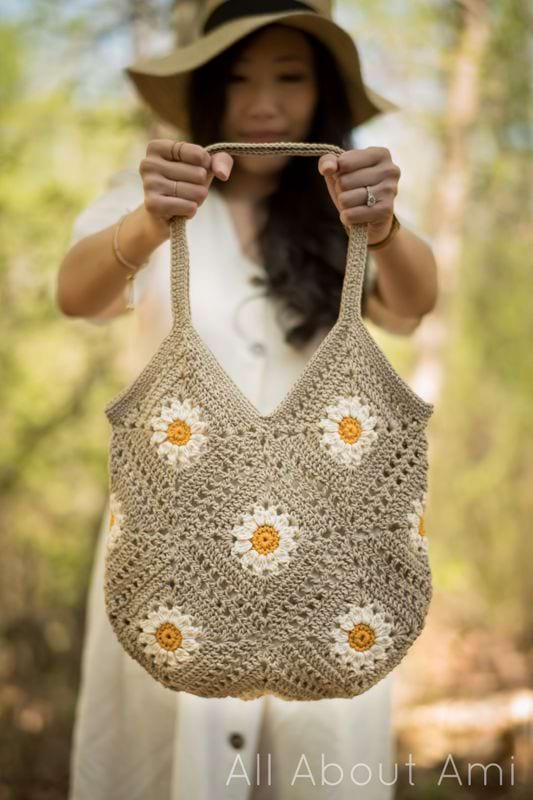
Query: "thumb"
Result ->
[[318, 154, 339, 177], [209, 152, 234, 183]]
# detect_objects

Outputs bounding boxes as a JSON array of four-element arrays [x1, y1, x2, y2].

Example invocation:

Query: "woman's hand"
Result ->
[[318, 147, 400, 245], [139, 140, 234, 235]]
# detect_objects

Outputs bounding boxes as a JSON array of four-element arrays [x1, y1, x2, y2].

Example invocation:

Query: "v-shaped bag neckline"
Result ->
[[169, 141, 369, 425]]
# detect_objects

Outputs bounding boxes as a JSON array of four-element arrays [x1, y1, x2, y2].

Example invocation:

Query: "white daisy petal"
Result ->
[[230, 503, 300, 576], [331, 602, 394, 675], [253, 508, 267, 525], [233, 540, 253, 554], [151, 418, 169, 431], [149, 398, 208, 468], [106, 493, 128, 553], [320, 419, 339, 432], [407, 494, 429, 556], [174, 649, 191, 662], [235, 528, 254, 540], [137, 604, 202, 671], [173, 614, 192, 629], [319, 395, 379, 468], [181, 638, 200, 651]]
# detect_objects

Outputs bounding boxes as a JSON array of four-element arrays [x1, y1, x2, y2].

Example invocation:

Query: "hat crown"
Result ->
[[201, 0, 333, 30], [127, 0, 397, 132]]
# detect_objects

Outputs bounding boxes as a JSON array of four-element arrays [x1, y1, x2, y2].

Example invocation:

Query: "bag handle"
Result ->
[[169, 141, 368, 328]]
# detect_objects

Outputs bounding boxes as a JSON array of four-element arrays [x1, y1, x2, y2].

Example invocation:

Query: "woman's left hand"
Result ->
[[318, 147, 400, 245]]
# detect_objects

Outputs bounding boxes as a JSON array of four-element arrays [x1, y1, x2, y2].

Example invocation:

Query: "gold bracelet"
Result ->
[[111, 214, 148, 311], [367, 214, 401, 250], [112, 213, 148, 273]]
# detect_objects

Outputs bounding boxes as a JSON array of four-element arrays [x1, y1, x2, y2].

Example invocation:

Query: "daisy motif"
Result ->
[[407, 491, 429, 555], [107, 492, 125, 551], [331, 603, 394, 673], [231, 504, 300, 576], [318, 394, 378, 467], [138, 604, 202, 669], [149, 397, 208, 468]]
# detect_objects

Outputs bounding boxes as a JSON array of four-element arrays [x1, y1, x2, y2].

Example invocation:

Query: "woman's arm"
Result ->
[[319, 148, 438, 335], [56, 203, 168, 319], [57, 141, 229, 321], [365, 223, 438, 335]]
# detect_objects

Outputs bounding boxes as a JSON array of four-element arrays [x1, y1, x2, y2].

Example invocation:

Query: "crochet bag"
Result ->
[[103, 141, 435, 701]]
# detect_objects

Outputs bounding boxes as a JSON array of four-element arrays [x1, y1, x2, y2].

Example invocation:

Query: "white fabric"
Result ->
[[66, 169, 395, 800]]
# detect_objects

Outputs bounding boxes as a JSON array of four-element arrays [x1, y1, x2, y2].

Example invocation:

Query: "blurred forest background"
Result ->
[[0, 0, 532, 798]]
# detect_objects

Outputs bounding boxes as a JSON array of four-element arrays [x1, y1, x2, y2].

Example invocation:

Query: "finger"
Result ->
[[146, 175, 209, 205], [146, 139, 208, 169], [144, 194, 201, 221], [141, 156, 209, 186], [170, 140, 212, 170], [337, 181, 394, 213], [335, 163, 399, 192], [336, 147, 387, 175], [323, 172, 341, 214], [208, 152, 234, 183], [339, 198, 394, 227], [318, 154, 339, 177]]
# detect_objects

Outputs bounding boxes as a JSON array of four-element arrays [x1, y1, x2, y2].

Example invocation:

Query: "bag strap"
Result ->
[[169, 141, 368, 328]]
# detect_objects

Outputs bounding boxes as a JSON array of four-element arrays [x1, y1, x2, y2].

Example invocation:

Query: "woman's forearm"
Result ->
[[56, 203, 169, 317], [370, 223, 438, 318]]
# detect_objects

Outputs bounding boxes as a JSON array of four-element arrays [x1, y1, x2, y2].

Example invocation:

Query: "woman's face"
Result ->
[[220, 24, 318, 178]]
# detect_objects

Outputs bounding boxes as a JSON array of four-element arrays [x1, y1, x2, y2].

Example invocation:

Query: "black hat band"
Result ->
[[203, 0, 316, 35]]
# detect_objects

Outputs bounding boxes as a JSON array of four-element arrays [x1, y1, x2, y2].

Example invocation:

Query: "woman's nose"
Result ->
[[247, 84, 282, 114]]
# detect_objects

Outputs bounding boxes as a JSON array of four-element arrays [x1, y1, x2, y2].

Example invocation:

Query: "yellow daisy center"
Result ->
[[166, 419, 192, 446], [252, 524, 280, 555], [418, 515, 426, 537], [348, 623, 376, 651], [109, 511, 115, 529], [338, 415, 363, 445], [156, 622, 183, 651]]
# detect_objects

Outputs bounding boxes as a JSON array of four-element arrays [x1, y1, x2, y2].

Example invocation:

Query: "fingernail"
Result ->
[[320, 159, 335, 175]]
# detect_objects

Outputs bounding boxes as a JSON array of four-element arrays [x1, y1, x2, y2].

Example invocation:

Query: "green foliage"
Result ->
[[0, 16, 147, 792], [1, 0, 532, 795], [427, 0, 533, 641]]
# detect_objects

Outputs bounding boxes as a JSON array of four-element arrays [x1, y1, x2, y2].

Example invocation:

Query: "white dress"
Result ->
[[66, 168, 396, 800]]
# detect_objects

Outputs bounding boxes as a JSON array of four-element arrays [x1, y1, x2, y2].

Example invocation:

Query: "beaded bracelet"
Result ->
[[112, 213, 148, 311]]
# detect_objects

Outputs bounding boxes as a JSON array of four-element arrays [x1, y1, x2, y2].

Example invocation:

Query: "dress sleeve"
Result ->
[[65, 169, 148, 324], [68, 168, 144, 247]]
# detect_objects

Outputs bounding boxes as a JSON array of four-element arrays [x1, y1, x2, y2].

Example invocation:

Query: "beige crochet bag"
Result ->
[[103, 141, 435, 701]]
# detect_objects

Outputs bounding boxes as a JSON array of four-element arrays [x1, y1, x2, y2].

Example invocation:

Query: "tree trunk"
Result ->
[[411, 0, 491, 402]]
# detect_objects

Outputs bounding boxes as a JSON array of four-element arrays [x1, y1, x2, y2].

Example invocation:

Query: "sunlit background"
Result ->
[[0, 1, 531, 797]]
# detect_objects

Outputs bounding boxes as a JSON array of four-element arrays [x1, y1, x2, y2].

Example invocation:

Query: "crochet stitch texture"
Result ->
[[103, 142, 435, 701]]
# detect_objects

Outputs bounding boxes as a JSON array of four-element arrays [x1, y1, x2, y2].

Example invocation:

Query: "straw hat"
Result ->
[[125, 0, 399, 133]]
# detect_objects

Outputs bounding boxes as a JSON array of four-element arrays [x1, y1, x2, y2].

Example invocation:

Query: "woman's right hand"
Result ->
[[139, 140, 234, 236]]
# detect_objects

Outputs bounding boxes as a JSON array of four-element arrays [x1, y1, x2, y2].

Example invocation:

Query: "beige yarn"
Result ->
[[103, 141, 435, 701]]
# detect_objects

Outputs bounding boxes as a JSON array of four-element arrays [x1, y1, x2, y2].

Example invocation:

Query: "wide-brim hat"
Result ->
[[125, 0, 399, 133]]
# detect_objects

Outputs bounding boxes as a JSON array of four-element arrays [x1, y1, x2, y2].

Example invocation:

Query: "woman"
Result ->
[[56, 2, 438, 799]]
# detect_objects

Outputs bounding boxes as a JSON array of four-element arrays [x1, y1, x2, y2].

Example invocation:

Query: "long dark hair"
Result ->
[[187, 24, 370, 349]]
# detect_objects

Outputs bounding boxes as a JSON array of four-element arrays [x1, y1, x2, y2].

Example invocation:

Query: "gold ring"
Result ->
[[172, 141, 184, 161]]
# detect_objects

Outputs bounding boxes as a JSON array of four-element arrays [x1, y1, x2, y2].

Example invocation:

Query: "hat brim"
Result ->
[[125, 10, 399, 132]]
